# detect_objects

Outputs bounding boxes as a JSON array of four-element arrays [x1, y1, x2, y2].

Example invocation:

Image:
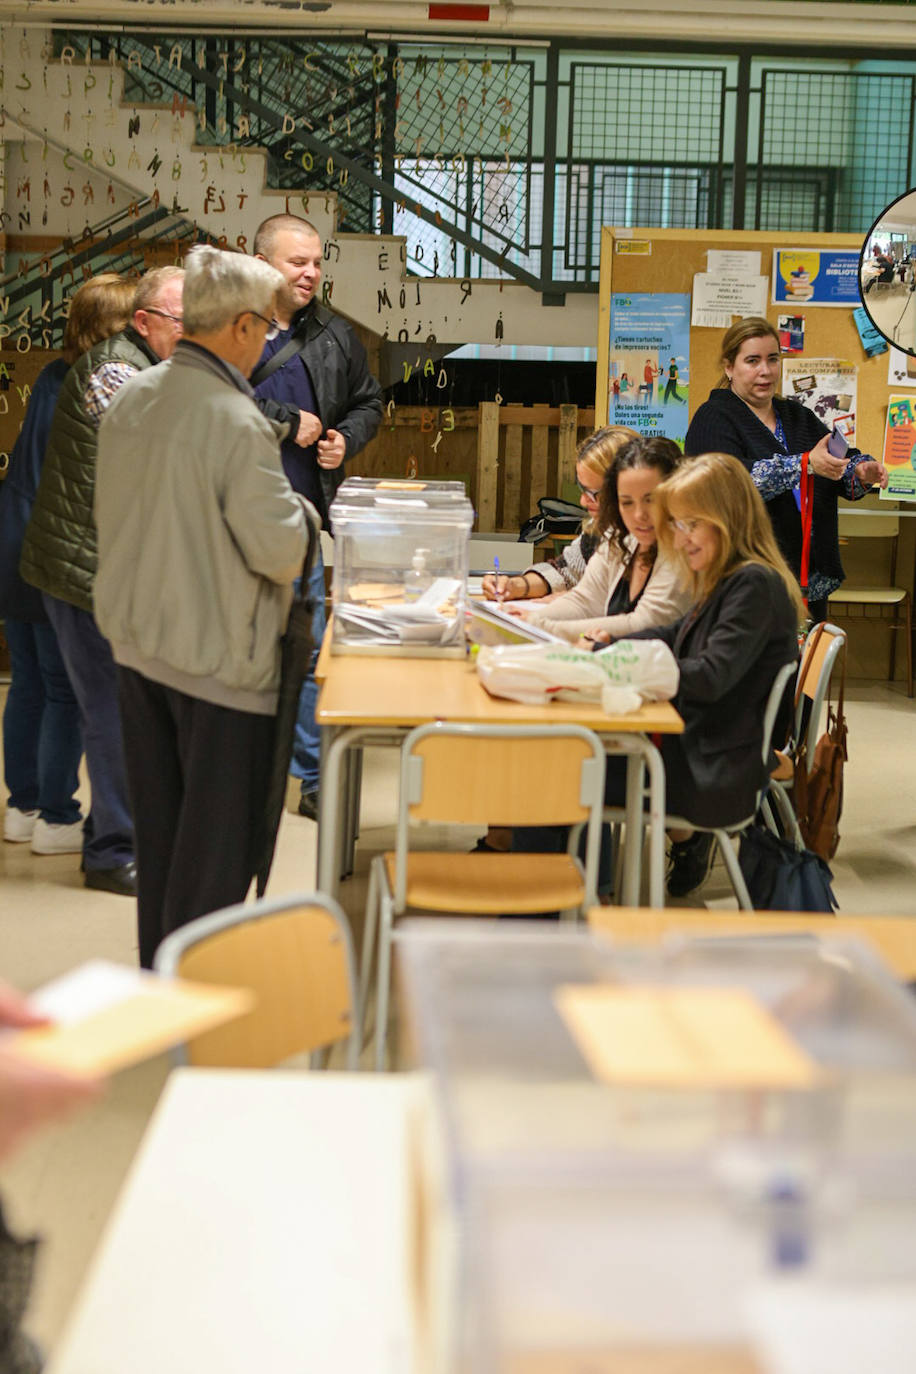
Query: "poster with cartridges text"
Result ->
[[608, 293, 691, 447]]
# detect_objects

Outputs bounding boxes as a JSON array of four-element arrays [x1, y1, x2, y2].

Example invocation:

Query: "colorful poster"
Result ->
[[772, 249, 861, 308], [781, 358, 857, 444], [777, 315, 805, 353], [881, 394, 916, 500], [609, 293, 691, 446], [780, 314, 807, 351]]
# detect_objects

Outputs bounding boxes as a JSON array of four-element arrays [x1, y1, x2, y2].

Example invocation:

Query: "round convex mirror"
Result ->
[[859, 188, 916, 356]]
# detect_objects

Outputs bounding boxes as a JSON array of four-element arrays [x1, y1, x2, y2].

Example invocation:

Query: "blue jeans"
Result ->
[[43, 595, 135, 870], [3, 617, 83, 824], [288, 548, 327, 795]]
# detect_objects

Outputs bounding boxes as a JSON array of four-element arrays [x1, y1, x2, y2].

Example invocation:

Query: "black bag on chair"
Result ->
[[738, 824, 838, 913], [518, 497, 584, 544]]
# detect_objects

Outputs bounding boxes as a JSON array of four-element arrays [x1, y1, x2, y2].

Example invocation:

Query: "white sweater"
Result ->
[[522, 535, 692, 642]]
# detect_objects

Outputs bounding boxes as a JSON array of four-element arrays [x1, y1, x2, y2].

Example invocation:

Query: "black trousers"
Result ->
[[118, 668, 274, 968]]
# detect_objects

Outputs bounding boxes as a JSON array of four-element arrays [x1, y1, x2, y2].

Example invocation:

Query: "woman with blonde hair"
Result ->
[[1, 273, 134, 851], [601, 451, 803, 897], [685, 315, 887, 622], [482, 424, 638, 602]]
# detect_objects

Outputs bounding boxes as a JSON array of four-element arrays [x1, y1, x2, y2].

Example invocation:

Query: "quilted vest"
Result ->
[[20, 329, 155, 612]]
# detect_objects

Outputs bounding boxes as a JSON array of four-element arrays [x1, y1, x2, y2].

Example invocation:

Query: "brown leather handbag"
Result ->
[[792, 629, 847, 862]]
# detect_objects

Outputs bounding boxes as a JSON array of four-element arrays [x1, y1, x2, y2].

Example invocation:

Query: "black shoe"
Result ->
[[470, 836, 504, 854], [666, 833, 715, 899], [85, 861, 137, 897], [298, 790, 319, 821]]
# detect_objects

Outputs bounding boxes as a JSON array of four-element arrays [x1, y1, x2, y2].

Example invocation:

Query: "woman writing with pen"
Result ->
[[482, 425, 639, 604], [504, 436, 692, 644]]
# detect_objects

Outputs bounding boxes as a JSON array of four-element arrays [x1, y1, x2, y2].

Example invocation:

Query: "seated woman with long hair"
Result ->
[[599, 451, 804, 897], [506, 436, 692, 643], [482, 425, 638, 603]]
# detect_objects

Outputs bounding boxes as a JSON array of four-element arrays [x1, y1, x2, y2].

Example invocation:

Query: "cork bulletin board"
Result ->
[[594, 226, 914, 683], [595, 227, 888, 459]]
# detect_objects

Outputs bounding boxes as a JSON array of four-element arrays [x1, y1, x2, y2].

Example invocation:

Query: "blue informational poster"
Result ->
[[772, 249, 861, 307], [608, 293, 691, 447]]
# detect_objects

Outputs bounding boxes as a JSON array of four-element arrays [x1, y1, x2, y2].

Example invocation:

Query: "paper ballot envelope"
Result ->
[[6, 961, 255, 1077]]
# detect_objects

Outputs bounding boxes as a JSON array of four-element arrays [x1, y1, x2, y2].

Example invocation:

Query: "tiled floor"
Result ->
[[2, 678, 915, 1354]]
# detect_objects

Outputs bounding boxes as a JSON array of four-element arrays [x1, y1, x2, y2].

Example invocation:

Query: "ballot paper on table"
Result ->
[[6, 959, 255, 1076], [473, 600, 565, 644], [336, 577, 462, 644]]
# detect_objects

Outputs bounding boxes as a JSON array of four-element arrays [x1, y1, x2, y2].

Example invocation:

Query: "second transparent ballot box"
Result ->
[[328, 478, 474, 656], [397, 922, 916, 1374]]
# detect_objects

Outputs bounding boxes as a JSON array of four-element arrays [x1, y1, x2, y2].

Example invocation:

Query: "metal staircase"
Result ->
[[1, 27, 598, 353]]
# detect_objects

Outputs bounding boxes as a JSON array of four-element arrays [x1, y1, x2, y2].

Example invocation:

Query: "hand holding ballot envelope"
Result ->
[[0, 979, 102, 1162], [0, 960, 254, 1161]]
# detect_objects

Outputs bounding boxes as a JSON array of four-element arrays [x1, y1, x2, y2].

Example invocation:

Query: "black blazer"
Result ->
[[629, 563, 798, 828], [684, 386, 860, 585]]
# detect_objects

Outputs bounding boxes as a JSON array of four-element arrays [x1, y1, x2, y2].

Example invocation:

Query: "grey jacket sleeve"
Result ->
[[223, 424, 311, 585]]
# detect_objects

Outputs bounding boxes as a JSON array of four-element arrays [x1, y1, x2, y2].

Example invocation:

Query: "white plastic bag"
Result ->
[[475, 639, 679, 708]]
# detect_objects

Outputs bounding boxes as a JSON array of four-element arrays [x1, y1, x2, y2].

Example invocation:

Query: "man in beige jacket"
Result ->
[[94, 246, 316, 967]]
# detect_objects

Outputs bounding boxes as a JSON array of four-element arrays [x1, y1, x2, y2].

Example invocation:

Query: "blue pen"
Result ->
[[493, 554, 502, 602]]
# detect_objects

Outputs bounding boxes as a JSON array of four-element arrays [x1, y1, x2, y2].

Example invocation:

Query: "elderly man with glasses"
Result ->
[[20, 266, 185, 898], [94, 246, 315, 968]]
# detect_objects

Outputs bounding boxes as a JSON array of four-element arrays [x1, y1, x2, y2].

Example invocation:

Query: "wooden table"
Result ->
[[315, 648, 683, 908], [588, 906, 916, 982], [46, 1069, 438, 1374]]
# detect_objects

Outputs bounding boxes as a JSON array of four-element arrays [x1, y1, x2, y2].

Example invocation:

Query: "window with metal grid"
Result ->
[[568, 63, 727, 164], [757, 69, 916, 232], [559, 63, 728, 270]]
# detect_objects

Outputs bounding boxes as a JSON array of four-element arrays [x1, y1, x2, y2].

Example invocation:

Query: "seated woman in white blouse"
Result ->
[[505, 435, 693, 643]]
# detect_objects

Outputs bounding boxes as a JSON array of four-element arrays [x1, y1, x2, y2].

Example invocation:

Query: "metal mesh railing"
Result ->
[[568, 62, 727, 163], [757, 69, 916, 232], [33, 33, 916, 294]]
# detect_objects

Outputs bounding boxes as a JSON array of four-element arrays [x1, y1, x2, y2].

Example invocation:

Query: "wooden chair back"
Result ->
[[407, 727, 601, 826], [154, 896, 358, 1069]]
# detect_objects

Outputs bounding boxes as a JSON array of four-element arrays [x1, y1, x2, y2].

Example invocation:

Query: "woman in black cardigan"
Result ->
[[685, 317, 887, 622], [607, 452, 805, 896]]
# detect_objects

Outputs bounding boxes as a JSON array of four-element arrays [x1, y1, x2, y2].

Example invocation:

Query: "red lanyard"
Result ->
[[799, 451, 813, 610]]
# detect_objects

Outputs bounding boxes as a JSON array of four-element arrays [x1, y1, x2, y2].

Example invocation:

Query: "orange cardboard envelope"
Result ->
[[555, 983, 817, 1089], [9, 969, 255, 1077]]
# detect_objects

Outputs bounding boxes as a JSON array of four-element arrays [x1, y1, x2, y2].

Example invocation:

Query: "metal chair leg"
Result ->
[[768, 782, 804, 849], [374, 888, 395, 1072], [359, 859, 381, 1048], [713, 829, 753, 910]]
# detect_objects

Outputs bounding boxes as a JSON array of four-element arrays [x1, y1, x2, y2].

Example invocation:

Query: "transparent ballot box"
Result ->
[[396, 922, 916, 1373], [328, 477, 474, 656]]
